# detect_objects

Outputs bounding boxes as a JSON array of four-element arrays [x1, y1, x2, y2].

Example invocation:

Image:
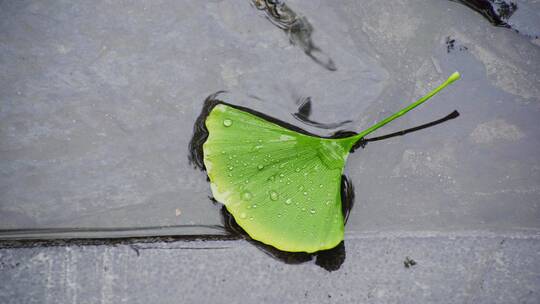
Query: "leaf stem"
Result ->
[[353, 72, 460, 140]]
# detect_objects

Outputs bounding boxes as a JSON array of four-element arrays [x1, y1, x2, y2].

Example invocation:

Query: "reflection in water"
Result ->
[[251, 0, 337, 71], [293, 97, 352, 129], [450, 0, 517, 28]]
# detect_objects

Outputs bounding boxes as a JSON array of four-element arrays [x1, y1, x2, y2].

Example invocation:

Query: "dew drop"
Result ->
[[277, 213, 282, 218], [239, 212, 247, 219], [295, 167, 301, 172], [319, 184, 323, 188], [228, 166, 234, 171], [257, 164, 264, 170], [301, 207, 306, 212], [325, 200, 331, 205], [223, 119, 232, 127], [285, 198, 292, 205], [252, 204, 257, 209], [269, 190, 279, 201], [242, 191, 253, 201], [303, 192, 308, 196], [310, 208, 316, 214]]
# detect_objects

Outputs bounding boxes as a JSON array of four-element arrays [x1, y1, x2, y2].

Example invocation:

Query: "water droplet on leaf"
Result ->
[[223, 119, 232, 127], [242, 191, 253, 201], [269, 190, 279, 201]]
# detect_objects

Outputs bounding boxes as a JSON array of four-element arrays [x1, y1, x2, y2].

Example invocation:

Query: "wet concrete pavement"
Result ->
[[1, 0, 540, 302]]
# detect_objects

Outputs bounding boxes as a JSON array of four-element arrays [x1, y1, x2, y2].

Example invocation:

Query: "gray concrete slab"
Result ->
[[1, 232, 539, 304]]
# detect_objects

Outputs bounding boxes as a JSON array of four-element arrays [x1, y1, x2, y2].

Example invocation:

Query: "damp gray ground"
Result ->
[[1, 0, 540, 302], [1, 232, 539, 304]]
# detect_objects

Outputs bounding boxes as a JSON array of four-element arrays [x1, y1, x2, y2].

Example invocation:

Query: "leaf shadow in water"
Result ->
[[251, 0, 337, 71]]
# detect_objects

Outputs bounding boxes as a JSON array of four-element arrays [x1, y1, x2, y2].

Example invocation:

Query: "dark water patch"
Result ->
[[315, 242, 346, 272], [446, 37, 469, 53], [0, 232, 240, 250], [293, 97, 352, 129], [450, 0, 516, 28], [188, 92, 225, 171], [495, 1, 518, 20], [404, 256, 417, 268], [341, 175, 355, 224], [446, 36, 456, 53], [251, 0, 337, 71]]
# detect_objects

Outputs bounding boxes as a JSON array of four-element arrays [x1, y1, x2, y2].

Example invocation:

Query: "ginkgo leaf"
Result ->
[[202, 72, 461, 253]]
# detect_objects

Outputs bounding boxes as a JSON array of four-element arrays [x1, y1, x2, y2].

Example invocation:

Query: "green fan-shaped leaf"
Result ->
[[203, 72, 460, 253], [204, 103, 355, 252]]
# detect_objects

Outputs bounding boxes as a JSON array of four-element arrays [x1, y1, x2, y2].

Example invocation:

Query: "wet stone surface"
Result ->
[[1, 0, 539, 237], [0, 0, 540, 301], [1, 233, 539, 304]]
